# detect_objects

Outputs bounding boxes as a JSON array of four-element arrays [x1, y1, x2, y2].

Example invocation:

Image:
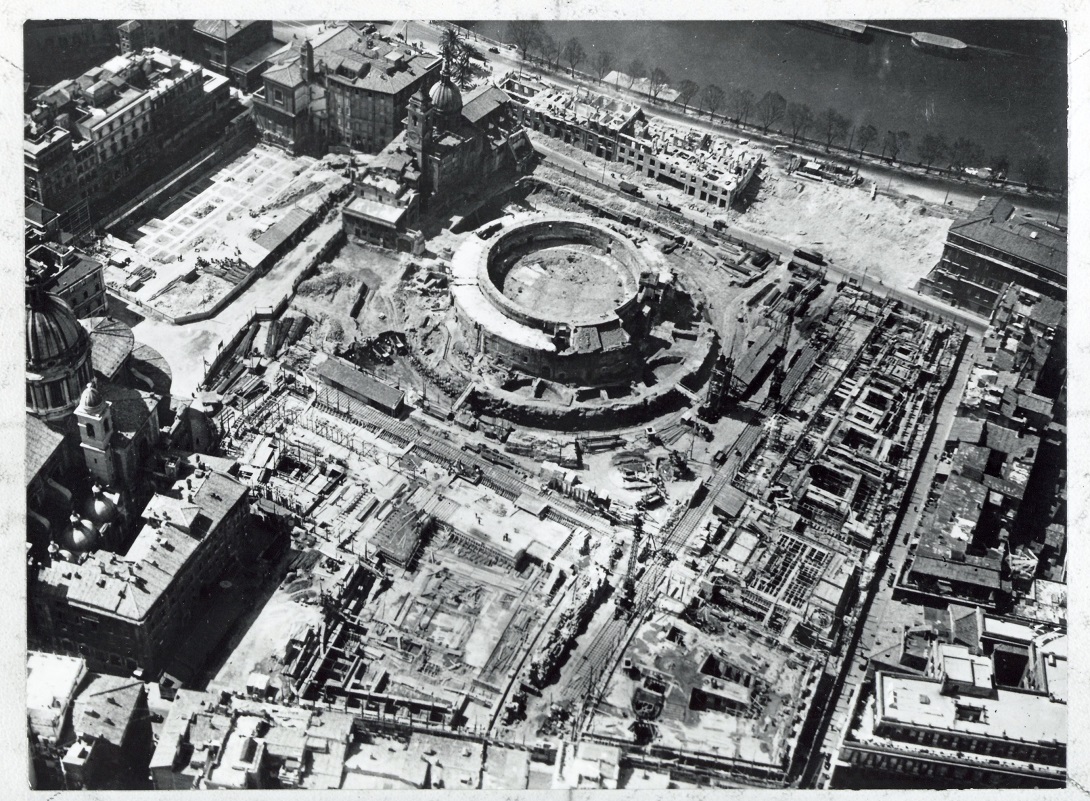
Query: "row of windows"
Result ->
[[882, 722, 1061, 763], [27, 359, 93, 411]]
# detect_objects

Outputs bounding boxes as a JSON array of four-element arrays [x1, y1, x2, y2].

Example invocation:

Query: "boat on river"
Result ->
[[910, 31, 970, 57], [794, 20, 869, 41]]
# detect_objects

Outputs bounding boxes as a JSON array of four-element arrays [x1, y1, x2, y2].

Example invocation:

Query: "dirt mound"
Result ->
[[740, 176, 955, 290]]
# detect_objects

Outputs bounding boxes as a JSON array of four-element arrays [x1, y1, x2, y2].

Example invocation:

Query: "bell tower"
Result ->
[[406, 84, 432, 170], [74, 380, 117, 487]]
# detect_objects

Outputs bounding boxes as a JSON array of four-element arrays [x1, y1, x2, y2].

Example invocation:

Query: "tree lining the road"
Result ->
[[506, 20, 543, 61], [562, 37, 586, 77], [676, 79, 699, 112], [648, 67, 670, 101], [490, 21, 1060, 190], [755, 91, 787, 132], [785, 102, 814, 143], [701, 84, 725, 121], [591, 50, 614, 82]]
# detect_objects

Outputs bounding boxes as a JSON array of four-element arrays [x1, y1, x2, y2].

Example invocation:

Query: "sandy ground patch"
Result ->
[[206, 584, 323, 695], [735, 173, 956, 290]]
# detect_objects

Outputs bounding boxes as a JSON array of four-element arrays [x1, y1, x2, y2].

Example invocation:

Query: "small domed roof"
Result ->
[[86, 484, 118, 525], [59, 513, 98, 554], [429, 73, 462, 115], [77, 381, 105, 413], [26, 275, 89, 370]]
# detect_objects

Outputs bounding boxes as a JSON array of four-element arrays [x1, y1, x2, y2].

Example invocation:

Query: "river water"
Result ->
[[467, 20, 1067, 186]]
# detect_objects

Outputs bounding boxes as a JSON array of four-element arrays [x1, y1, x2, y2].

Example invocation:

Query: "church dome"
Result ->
[[25, 272, 94, 423], [77, 381, 105, 414], [26, 276, 89, 372], [59, 513, 99, 555], [429, 74, 462, 116], [85, 484, 118, 525]]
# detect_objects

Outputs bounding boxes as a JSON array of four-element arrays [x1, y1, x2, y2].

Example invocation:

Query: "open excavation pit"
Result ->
[[454, 215, 648, 385], [447, 213, 717, 428]]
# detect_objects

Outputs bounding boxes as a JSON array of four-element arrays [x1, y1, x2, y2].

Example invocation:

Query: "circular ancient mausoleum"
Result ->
[[451, 214, 661, 385]]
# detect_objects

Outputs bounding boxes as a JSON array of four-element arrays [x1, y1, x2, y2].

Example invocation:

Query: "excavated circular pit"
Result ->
[[497, 243, 633, 324]]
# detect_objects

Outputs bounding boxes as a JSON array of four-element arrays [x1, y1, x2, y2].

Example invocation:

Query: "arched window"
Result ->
[[47, 382, 65, 408], [85, 423, 96, 439]]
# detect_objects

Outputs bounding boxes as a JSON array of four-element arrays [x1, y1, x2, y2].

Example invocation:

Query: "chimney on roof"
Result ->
[[304, 39, 315, 82]]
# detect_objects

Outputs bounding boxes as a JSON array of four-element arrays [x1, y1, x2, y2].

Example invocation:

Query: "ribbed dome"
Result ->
[[77, 381, 104, 413], [26, 277, 89, 371], [86, 484, 118, 525], [59, 513, 99, 554], [429, 75, 462, 115]]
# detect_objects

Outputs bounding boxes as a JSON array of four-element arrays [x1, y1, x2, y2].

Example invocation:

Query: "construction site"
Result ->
[[185, 149, 969, 786], [23, 17, 1072, 793]]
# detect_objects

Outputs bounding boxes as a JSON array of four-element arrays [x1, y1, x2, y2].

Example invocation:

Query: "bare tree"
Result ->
[[648, 67, 670, 101], [881, 129, 911, 162], [948, 137, 983, 173], [730, 87, 755, 124], [917, 133, 948, 172], [856, 124, 878, 156], [785, 102, 814, 142], [755, 91, 787, 132], [534, 32, 551, 65], [676, 79, 700, 112], [820, 109, 850, 151], [626, 58, 646, 90], [536, 33, 561, 70], [897, 131, 912, 163], [591, 50, 613, 82], [562, 37, 586, 77], [506, 20, 542, 62], [701, 84, 725, 120]]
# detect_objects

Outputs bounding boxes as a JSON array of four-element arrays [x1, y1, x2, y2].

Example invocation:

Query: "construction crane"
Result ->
[[700, 306, 745, 420], [765, 306, 794, 407]]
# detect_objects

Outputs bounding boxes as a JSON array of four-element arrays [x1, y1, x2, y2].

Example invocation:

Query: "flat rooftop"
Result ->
[[876, 671, 1066, 746]]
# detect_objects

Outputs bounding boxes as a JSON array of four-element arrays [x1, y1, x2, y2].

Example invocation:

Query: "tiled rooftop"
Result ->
[[26, 412, 66, 486]]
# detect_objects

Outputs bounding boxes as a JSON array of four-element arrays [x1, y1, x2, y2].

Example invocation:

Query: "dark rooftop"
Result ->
[[315, 26, 439, 96], [254, 207, 314, 254], [99, 381, 158, 440], [71, 674, 144, 747], [44, 254, 102, 293], [191, 469, 249, 540], [909, 554, 1002, 590], [81, 317, 135, 380], [25, 200, 58, 227], [982, 423, 1039, 463], [950, 197, 1066, 278], [26, 412, 66, 486], [314, 357, 405, 412], [947, 418, 984, 446], [193, 19, 267, 42], [462, 84, 511, 126]]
